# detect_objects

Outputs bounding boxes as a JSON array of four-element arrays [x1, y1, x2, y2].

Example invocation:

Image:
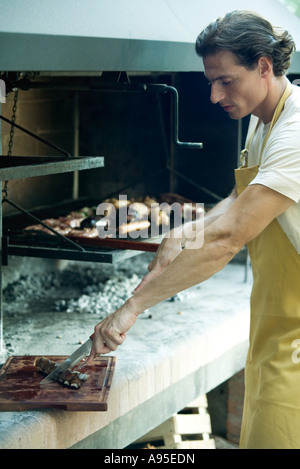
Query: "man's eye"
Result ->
[[222, 81, 232, 86]]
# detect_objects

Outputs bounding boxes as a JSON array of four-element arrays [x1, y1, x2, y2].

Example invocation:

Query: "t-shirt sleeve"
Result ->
[[249, 119, 300, 203]]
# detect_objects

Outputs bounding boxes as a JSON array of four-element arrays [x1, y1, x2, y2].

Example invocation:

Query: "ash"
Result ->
[[3, 253, 186, 319]]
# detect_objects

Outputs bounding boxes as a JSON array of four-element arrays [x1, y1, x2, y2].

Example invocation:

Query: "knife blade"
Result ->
[[40, 333, 94, 385]]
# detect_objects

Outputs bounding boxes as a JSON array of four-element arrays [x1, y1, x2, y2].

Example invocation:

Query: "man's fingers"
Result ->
[[87, 341, 113, 362], [101, 329, 126, 351], [87, 324, 127, 362], [87, 302, 138, 362], [87, 327, 109, 362]]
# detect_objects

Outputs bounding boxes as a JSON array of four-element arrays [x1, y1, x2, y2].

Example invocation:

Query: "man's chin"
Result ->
[[227, 109, 248, 120]]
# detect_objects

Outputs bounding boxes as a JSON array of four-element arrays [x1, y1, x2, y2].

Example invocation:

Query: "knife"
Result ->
[[40, 333, 95, 385]]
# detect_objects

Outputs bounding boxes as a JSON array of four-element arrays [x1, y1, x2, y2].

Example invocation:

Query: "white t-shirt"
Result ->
[[245, 82, 300, 254]]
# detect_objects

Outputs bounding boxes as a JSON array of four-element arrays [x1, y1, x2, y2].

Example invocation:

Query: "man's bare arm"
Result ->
[[133, 186, 238, 293], [88, 183, 293, 358]]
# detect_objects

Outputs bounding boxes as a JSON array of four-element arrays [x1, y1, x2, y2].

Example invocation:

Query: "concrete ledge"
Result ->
[[72, 341, 248, 449], [0, 263, 251, 449]]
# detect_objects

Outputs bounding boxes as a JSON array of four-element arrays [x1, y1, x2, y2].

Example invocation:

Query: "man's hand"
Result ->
[[87, 299, 139, 361]]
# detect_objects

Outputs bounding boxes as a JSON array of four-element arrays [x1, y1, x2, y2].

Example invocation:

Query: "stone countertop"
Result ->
[[0, 263, 251, 449]]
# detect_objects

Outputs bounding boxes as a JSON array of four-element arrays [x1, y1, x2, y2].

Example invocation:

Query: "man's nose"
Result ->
[[210, 83, 225, 104]]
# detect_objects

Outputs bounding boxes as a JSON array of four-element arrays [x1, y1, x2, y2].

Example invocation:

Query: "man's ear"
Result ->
[[258, 56, 273, 77]]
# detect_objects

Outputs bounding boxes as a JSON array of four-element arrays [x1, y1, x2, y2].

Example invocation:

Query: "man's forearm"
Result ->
[[204, 186, 237, 227], [128, 216, 239, 315], [130, 187, 239, 310]]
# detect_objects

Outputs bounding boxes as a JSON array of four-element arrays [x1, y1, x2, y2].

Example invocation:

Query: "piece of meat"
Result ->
[[35, 357, 56, 373], [35, 357, 89, 389], [118, 220, 150, 235], [68, 227, 99, 238]]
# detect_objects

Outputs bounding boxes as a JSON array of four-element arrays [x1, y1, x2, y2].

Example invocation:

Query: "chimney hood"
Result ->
[[0, 0, 300, 74]]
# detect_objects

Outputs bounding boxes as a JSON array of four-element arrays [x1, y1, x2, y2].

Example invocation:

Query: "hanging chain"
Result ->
[[2, 88, 19, 198], [7, 89, 18, 157]]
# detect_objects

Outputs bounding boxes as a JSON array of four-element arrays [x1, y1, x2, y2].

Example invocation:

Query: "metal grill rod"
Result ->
[[0, 115, 71, 158], [2, 197, 86, 252]]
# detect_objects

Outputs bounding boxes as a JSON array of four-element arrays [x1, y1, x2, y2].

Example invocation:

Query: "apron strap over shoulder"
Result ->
[[240, 79, 293, 167]]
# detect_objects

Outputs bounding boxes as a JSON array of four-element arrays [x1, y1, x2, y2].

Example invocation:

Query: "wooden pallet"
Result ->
[[136, 395, 216, 449]]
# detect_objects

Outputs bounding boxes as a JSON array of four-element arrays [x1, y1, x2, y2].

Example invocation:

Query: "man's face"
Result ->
[[203, 50, 268, 120]]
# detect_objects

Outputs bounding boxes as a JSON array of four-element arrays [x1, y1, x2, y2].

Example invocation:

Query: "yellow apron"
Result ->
[[235, 81, 300, 449]]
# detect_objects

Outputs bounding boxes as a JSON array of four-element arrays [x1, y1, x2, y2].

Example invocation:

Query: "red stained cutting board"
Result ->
[[0, 355, 116, 411]]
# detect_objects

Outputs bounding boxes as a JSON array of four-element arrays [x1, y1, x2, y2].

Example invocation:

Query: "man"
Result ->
[[88, 11, 300, 448]]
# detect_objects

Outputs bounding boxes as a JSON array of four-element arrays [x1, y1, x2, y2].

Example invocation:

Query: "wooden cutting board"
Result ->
[[0, 355, 116, 411]]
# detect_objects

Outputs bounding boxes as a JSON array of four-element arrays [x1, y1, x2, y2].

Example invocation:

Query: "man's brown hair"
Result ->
[[195, 10, 296, 76]]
